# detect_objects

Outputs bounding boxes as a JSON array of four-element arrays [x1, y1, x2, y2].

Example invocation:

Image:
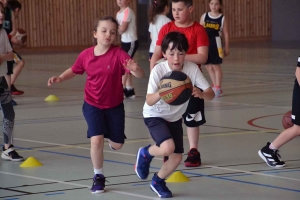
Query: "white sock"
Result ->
[[126, 86, 133, 90], [94, 168, 103, 175], [269, 143, 278, 150]]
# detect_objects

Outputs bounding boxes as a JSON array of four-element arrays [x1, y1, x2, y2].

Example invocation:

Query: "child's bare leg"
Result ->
[[148, 139, 175, 157], [157, 153, 182, 178], [126, 73, 133, 87], [11, 60, 25, 85], [108, 139, 123, 150], [205, 64, 216, 86], [212, 64, 222, 87], [90, 135, 104, 169], [272, 125, 300, 149]]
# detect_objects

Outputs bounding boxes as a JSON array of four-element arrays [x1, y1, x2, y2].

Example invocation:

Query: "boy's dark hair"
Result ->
[[148, 0, 169, 23], [6, 0, 21, 11], [171, 0, 193, 7], [93, 16, 118, 45], [161, 32, 189, 53]]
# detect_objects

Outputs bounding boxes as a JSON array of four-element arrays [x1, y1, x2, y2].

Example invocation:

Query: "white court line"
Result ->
[[5, 137, 300, 182], [3, 137, 163, 160], [203, 165, 300, 182], [0, 171, 159, 200]]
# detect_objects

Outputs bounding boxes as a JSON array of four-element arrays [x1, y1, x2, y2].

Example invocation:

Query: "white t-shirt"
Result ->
[[148, 15, 171, 53], [143, 61, 210, 122], [116, 7, 138, 43], [0, 29, 12, 76]]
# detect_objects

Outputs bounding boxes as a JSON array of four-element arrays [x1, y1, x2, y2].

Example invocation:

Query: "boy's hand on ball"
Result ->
[[192, 87, 204, 98], [123, 59, 138, 72]]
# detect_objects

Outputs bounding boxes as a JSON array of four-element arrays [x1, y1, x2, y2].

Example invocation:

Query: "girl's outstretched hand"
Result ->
[[48, 76, 62, 86], [123, 59, 138, 72]]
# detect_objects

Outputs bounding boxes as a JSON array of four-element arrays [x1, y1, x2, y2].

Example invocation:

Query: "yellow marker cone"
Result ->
[[166, 171, 190, 183], [44, 95, 59, 102], [20, 157, 43, 168]]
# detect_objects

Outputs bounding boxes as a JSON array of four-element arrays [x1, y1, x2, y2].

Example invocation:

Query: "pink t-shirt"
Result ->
[[71, 45, 130, 109]]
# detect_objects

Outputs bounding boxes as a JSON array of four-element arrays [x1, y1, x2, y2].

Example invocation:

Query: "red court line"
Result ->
[[247, 114, 283, 130]]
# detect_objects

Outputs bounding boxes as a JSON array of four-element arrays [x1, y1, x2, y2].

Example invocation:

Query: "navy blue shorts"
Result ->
[[121, 40, 139, 58], [144, 117, 183, 154], [82, 101, 126, 143]]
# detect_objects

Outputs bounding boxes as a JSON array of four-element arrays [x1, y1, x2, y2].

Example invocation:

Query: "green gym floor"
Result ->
[[0, 41, 300, 200]]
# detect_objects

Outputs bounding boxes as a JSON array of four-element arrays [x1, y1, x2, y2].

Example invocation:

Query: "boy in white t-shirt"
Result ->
[[134, 31, 214, 198], [0, 1, 23, 162], [116, 0, 139, 98]]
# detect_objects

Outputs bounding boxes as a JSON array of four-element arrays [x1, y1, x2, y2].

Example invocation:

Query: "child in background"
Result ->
[[116, 0, 139, 98], [48, 16, 144, 193], [148, 0, 171, 60], [258, 56, 300, 168], [0, 1, 24, 162], [200, 0, 229, 97], [6, 0, 25, 96], [1, 0, 25, 102], [150, 0, 210, 168], [135, 32, 214, 198]]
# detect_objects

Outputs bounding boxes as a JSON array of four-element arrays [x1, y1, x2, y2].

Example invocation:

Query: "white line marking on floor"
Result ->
[[0, 171, 159, 200]]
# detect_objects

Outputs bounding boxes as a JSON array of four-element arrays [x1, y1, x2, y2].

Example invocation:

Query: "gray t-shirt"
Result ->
[[0, 29, 12, 76]]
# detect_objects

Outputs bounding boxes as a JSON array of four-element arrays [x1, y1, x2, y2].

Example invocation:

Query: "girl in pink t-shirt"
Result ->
[[48, 16, 144, 194]]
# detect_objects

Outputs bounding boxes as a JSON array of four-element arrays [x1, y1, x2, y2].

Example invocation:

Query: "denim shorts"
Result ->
[[82, 101, 126, 143]]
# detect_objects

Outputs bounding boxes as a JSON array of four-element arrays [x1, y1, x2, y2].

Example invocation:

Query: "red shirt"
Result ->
[[157, 21, 209, 55], [72, 46, 130, 109]]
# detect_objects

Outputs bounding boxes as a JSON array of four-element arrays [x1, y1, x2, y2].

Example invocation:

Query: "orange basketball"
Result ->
[[282, 110, 293, 129], [16, 28, 27, 43], [158, 71, 193, 105]]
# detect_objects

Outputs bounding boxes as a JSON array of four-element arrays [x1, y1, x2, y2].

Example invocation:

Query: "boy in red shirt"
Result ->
[[150, 0, 209, 167]]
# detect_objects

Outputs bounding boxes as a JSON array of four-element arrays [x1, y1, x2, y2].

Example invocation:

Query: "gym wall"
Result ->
[[15, 0, 271, 48]]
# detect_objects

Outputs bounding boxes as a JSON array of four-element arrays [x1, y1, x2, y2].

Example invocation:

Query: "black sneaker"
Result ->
[[258, 142, 285, 168], [91, 174, 105, 194], [184, 148, 201, 167], [1, 145, 24, 161], [11, 84, 24, 95], [124, 88, 136, 98]]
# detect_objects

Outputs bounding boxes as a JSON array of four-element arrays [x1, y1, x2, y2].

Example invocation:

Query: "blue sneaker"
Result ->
[[135, 145, 153, 179], [91, 174, 105, 194], [150, 173, 172, 198], [12, 99, 17, 106]]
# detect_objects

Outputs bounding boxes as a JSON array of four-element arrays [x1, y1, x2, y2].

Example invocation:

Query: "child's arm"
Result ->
[[185, 46, 209, 64], [150, 46, 163, 70], [146, 92, 161, 106], [192, 87, 214, 101], [118, 21, 129, 34], [48, 68, 76, 86], [0, 51, 14, 65], [123, 59, 145, 78], [199, 13, 205, 26], [222, 17, 230, 57]]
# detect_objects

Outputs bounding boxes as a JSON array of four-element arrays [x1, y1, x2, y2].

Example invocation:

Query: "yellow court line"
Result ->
[[15, 129, 279, 153]]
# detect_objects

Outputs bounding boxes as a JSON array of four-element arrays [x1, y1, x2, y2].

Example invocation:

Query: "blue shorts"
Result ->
[[82, 101, 126, 143], [144, 117, 183, 154]]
